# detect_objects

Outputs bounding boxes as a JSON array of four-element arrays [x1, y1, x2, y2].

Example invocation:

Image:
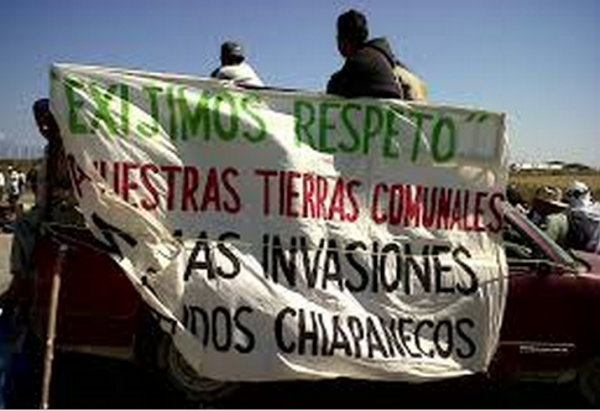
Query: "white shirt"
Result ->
[[8, 170, 20, 196], [212, 62, 264, 87]]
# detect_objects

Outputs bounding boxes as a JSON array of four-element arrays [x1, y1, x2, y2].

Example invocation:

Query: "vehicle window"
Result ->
[[511, 210, 577, 267], [502, 206, 580, 274]]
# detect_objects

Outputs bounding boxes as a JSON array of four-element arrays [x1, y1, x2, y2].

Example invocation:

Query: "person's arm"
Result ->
[[326, 71, 343, 95], [326, 57, 364, 97]]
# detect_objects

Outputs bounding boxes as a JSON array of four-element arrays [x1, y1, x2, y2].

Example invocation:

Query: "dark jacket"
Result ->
[[327, 37, 402, 99]]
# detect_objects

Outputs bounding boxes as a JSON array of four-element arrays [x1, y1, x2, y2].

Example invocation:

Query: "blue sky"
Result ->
[[0, 0, 598, 166]]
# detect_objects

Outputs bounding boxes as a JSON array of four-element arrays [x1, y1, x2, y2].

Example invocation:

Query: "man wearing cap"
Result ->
[[565, 181, 600, 253], [527, 185, 570, 247], [210, 41, 264, 87]]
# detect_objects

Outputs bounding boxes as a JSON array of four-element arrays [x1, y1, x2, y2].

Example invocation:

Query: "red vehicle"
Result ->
[[494, 204, 600, 404], [19, 203, 600, 404]]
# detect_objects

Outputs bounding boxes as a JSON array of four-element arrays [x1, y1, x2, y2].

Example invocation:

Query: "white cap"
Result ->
[[565, 181, 592, 208]]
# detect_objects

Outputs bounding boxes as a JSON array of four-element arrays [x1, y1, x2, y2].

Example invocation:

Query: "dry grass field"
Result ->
[[510, 171, 600, 205]]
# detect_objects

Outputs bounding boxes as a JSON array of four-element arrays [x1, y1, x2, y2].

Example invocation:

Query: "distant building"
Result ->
[[511, 161, 565, 172], [510, 160, 598, 173]]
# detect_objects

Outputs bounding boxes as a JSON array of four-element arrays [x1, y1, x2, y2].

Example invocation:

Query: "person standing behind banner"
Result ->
[[327, 9, 427, 101], [210, 41, 264, 87], [327, 9, 401, 99], [564, 181, 600, 253]]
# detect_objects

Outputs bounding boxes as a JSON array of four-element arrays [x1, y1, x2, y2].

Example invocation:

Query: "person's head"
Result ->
[[220, 41, 245, 66], [33, 98, 60, 141], [532, 185, 568, 215], [565, 180, 593, 208], [336, 9, 369, 57], [506, 184, 524, 206]]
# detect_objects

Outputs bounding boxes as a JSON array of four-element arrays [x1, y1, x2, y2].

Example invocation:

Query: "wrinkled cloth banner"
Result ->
[[49, 63, 509, 382]]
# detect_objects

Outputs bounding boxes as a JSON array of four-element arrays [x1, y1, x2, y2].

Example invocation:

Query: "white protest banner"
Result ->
[[49, 63, 508, 382]]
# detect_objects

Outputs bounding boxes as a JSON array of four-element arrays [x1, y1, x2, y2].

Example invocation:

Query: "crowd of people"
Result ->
[[211, 7, 599, 256], [507, 182, 600, 254]]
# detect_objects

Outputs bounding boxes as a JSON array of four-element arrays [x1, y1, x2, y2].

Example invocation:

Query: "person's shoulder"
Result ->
[[366, 37, 397, 60], [547, 212, 567, 222], [351, 45, 379, 60], [572, 203, 600, 217], [238, 62, 260, 77], [582, 203, 600, 222], [327, 70, 345, 95], [216, 64, 239, 78], [350, 43, 394, 71], [215, 63, 264, 87]]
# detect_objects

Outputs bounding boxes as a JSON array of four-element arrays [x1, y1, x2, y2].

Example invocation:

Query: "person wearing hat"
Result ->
[[565, 181, 594, 209], [527, 185, 570, 247], [565, 181, 600, 253], [327, 9, 426, 100], [210, 41, 264, 87]]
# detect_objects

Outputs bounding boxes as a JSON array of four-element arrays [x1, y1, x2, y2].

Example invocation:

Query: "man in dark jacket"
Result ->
[[327, 9, 403, 99]]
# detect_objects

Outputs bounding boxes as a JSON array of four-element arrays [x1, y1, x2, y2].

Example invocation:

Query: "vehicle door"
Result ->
[[496, 209, 594, 380]]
